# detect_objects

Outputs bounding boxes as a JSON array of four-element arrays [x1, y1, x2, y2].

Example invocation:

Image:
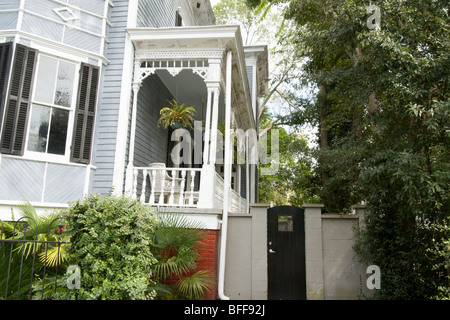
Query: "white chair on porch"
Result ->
[[146, 163, 183, 205]]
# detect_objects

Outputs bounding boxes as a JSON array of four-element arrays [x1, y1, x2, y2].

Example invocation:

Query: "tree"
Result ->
[[258, 110, 319, 206], [248, 0, 449, 298], [214, 0, 318, 206], [213, 0, 305, 135]]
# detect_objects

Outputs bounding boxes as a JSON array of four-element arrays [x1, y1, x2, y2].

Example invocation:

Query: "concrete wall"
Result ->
[[303, 204, 374, 300], [224, 203, 375, 300], [224, 204, 268, 300]]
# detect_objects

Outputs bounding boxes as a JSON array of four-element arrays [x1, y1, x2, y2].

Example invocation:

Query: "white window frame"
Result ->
[[23, 53, 80, 164]]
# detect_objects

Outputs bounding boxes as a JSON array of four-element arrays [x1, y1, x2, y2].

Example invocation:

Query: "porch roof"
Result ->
[[126, 25, 266, 130]]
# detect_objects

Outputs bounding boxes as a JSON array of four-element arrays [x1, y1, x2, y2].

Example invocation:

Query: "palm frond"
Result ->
[[177, 270, 214, 300], [38, 243, 67, 268]]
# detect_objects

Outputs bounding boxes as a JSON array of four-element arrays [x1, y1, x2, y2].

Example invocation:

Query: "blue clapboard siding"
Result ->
[[0, 0, 20, 10], [0, 157, 45, 202], [92, 0, 189, 195], [134, 74, 173, 167], [137, 0, 179, 28], [0, 12, 18, 30], [22, 13, 63, 42], [0, 157, 86, 203], [43, 163, 85, 203], [20, 0, 104, 54], [69, 0, 105, 16], [90, 0, 129, 195]]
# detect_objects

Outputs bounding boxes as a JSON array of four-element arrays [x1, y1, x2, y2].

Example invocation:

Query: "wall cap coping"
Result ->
[[249, 203, 270, 208], [156, 207, 222, 215], [321, 213, 359, 219], [302, 203, 325, 208], [228, 213, 252, 217]]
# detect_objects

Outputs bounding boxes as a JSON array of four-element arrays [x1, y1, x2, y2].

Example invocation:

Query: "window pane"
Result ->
[[278, 215, 294, 232], [47, 108, 69, 155], [34, 56, 57, 104], [54, 60, 75, 107], [27, 104, 50, 153]]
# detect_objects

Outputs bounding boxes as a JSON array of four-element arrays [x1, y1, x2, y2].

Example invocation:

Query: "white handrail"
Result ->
[[133, 166, 201, 207]]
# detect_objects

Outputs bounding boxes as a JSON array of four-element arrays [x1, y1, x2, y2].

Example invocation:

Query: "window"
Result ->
[[26, 55, 76, 157], [0, 43, 99, 164], [278, 215, 294, 232]]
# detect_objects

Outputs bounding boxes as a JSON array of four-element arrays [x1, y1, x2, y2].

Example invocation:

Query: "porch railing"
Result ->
[[214, 171, 246, 213], [131, 167, 201, 207], [230, 188, 246, 213], [130, 166, 247, 212]]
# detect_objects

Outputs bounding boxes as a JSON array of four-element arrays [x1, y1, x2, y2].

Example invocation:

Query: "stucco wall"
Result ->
[[224, 204, 375, 300], [224, 204, 268, 300]]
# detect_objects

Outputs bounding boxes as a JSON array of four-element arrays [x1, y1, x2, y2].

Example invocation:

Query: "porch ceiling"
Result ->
[[127, 25, 256, 130]]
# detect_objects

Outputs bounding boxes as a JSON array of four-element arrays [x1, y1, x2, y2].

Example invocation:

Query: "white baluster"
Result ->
[[178, 170, 186, 205], [132, 169, 138, 199], [159, 169, 166, 205], [149, 169, 156, 205], [140, 169, 147, 203], [169, 169, 176, 204], [189, 170, 195, 205]]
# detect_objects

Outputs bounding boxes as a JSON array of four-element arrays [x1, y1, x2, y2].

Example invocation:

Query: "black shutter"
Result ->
[[0, 42, 13, 127], [175, 9, 183, 26], [1, 44, 37, 155], [71, 63, 99, 164]]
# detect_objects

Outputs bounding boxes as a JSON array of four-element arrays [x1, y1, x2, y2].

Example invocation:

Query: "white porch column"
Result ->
[[208, 85, 221, 164], [124, 62, 141, 195], [202, 87, 213, 165], [245, 134, 250, 212], [218, 49, 233, 301], [198, 58, 222, 209]]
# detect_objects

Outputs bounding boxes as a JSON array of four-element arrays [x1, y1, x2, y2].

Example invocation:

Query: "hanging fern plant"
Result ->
[[158, 99, 197, 130]]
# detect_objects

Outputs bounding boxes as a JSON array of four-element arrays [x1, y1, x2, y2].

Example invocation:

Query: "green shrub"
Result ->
[[63, 194, 158, 300]]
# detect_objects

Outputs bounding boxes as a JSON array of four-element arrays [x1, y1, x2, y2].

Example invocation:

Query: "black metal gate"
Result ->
[[0, 216, 67, 300], [267, 206, 306, 300]]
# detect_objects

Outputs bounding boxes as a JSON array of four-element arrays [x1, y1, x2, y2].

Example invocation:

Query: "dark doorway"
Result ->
[[267, 206, 306, 300]]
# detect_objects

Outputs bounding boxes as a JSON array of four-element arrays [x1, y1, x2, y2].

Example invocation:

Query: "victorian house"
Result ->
[[0, 0, 268, 299]]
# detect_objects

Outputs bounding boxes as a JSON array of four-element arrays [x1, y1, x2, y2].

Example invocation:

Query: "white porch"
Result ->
[[123, 25, 268, 214]]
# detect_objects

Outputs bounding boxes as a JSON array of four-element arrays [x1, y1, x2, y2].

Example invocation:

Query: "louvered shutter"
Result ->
[[1, 44, 37, 155], [0, 42, 13, 126], [71, 63, 99, 164]]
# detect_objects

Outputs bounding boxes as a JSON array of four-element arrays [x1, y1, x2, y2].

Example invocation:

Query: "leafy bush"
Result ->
[[64, 194, 158, 300]]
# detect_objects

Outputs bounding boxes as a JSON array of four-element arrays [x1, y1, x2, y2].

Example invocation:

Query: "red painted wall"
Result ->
[[161, 229, 219, 300], [196, 229, 219, 300]]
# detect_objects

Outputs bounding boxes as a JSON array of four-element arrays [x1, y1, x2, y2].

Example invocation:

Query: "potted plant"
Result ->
[[158, 99, 197, 129]]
